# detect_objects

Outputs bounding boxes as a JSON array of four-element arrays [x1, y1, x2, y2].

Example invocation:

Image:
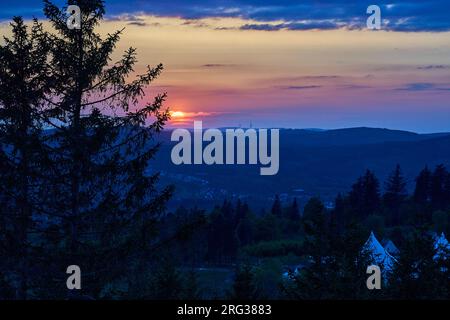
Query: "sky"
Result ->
[[1, 1, 450, 132]]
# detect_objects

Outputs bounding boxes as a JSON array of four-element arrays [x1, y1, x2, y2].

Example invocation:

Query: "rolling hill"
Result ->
[[151, 127, 450, 211]]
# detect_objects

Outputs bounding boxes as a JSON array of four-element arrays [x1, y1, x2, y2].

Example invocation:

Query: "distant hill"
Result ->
[[152, 128, 450, 211], [278, 127, 448, 146]]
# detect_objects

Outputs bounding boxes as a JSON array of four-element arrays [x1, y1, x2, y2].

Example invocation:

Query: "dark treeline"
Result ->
[[158, 164, 450, 299], [334, 164, 450, 234]]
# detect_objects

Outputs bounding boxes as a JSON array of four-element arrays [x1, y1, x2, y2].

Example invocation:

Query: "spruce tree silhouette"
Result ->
[[0, 0, 174, 299], [0, 17, 51, 300], [39, 0, 174, 298], [383, 164, 407, 226]]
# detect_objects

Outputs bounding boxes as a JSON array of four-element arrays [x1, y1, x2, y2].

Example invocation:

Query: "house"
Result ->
[[361, 231, 396, 273], [382, 239, 400, 257], [433, 232, 450, 261]]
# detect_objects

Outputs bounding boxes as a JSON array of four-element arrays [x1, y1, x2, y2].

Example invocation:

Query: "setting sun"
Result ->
[[171, 111, 185, 119]]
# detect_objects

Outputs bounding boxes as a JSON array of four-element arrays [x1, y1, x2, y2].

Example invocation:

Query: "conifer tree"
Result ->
[[286, 197, 334, 298], [288, 198, 300, 221], [0, 17, 51, 299], [332, 193, 347, 231], [431, 164, 449, 210], [349, 170, 380, 219], [389, 230, 446, 299], [150, 257, 184, 300], [206, 207, 226, 263], [271, 194, 282, 217], [37, 0, 172, 297], [383, 164, 407, 225], [236, 212, 253, 246], [414, 166, 432, 205], [231, 264, 258, 300], [445, 174, 450, 209]]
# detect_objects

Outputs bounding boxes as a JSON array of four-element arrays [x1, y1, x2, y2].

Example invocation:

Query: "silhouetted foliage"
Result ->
[[230, 265, 259, 300], [271, 195, 282, 217], [348, 170, 381, 219], [414, 166, 432, 206], [383, 165, 407, 226], [0, 0, 173, 299], [0, 16, 52, 299]]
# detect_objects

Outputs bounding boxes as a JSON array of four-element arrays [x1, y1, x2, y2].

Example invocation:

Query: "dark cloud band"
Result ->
[[1, 0, 450, 32]]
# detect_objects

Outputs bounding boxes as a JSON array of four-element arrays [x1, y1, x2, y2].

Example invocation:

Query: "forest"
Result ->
[[156, 164, 450, 299], [0, 0, 449, 300]]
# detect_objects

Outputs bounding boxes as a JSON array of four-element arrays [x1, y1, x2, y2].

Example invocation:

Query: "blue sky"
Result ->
[[2, 0, 450, 32]]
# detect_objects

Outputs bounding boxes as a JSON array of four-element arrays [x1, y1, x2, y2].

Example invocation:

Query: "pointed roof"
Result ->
[[362, 231, 396, 272], [434, 232, 449, 247], [434, 232, 450, 260], [383, 239, 400, 256]]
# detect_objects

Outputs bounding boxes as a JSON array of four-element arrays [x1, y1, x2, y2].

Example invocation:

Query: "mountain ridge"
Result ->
[[154, 127, 450, 210]]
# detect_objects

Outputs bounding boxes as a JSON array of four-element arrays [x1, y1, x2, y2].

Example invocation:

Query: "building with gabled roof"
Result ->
[[362, 231, 397, 273], [382, 239, 400, 257], [433, 232, 450, 261]]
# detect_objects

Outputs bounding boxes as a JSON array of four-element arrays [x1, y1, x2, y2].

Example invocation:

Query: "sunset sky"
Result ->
[[1, 0, 450, 132]]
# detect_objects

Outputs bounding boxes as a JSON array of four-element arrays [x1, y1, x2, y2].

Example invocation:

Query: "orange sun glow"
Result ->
[[171, 111, 186, 119]]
